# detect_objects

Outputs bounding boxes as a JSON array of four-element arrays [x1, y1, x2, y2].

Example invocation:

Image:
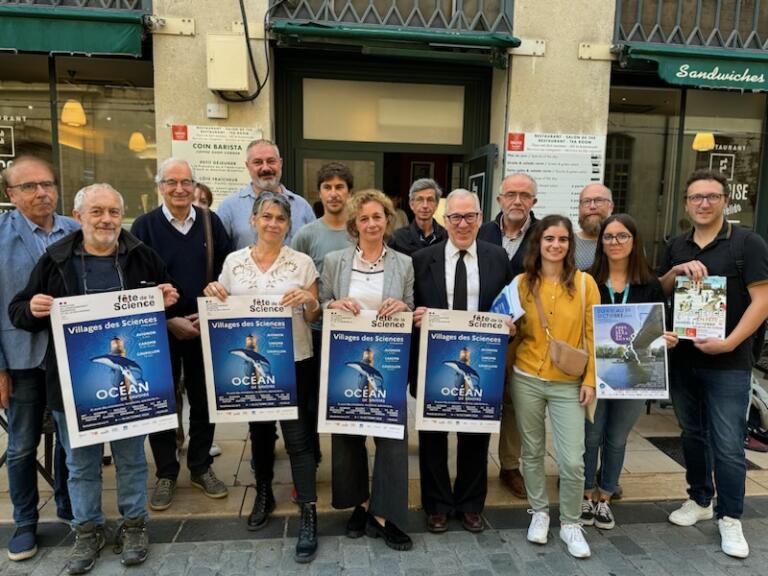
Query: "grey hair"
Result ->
[[408, 178, 443, 201], [155, 157, 196, 184], [73, 183, 124, 213], [246, 139, 281, 158], [445, 188, 481, 212], [503, 172, 538, 195], [251, 192, 292, 234]]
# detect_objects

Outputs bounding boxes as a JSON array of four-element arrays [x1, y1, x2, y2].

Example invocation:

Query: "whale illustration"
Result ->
[[90, 354, 144, 400], [230, 348, 272, 387], [346, 361, 384, 400], [443, 360, 481, 399]]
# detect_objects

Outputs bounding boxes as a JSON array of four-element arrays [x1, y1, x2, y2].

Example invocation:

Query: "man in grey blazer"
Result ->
[[0, 156, 79, 561]]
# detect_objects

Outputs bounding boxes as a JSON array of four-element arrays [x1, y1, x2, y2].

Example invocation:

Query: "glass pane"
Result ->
[[303, 78, 464, 145], [302, 157, 376, 206]]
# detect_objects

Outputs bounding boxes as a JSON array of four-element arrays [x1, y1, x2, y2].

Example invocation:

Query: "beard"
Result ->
[[253, 173, 281, 192], [579, 213, 603, 236]]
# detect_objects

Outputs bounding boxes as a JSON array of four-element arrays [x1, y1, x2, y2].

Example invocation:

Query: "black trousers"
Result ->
[[149, 335, 214, 479], [418, 431, 490, 515]]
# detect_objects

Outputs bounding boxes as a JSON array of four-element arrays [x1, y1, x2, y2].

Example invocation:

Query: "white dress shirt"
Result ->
[[348, 245, 386, 310], [445, 240, 480, 311], [161, 204, 196, 235]]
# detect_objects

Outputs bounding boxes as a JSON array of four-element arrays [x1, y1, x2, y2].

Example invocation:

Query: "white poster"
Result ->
[[198, 295, 297, 423], [170, 124, 262, 209], [504, 132, 606, 226], [50, 288, 178, 448]]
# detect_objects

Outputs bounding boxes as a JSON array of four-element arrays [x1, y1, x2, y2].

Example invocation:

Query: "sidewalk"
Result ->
[[2, 498, 768, 576]]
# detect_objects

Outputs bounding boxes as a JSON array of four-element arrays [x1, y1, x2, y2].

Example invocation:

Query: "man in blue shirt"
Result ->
[[217, 139, 315, 249], [0, 156, 79, 561]]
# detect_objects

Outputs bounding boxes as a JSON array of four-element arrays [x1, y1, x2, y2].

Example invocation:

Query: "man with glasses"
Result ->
[[389, 178, 447, 256], [659, 169, 768, 559], [9, 183, 179, 573], [0, 156, 78, 561], [131, 158, 233, 511], [575, 184, 614, 270], [412, 189, 513, 534], [218, 139, 315, 249], [478, 173, 538, 276]]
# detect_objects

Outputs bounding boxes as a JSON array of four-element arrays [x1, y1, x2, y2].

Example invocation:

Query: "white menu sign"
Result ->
[[171, 124, 262, 209], [504, 132, 606, 226]]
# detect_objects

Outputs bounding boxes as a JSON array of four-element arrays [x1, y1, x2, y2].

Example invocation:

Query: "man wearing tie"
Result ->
[[412, 188, 513, 533]]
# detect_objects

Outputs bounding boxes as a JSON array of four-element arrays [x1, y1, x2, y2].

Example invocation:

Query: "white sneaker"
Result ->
[[668, 499, 713, 526], [718, 517, 749, 558], [526, 510, 550, 544], [209, 443, 222, 457], [560, 523, 591, 558]]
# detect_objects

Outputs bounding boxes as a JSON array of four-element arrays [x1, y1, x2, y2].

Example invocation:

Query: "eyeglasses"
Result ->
[[602, 233, 633, 244], [6, 180, 56, 194], [580, 198, 612, 207], [499, 191, 535, 202], [161, 179, 195, 189], [686, 193, 726, 205], [444, 212, 480, 225]]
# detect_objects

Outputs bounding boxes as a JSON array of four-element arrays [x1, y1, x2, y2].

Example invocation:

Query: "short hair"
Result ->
[[251, 191, 292, 226], [684, 169, 730, 199], [502, 173, 538, 195], [346, 189, 395, 241], [73, 183, 124, 213], [246, 139, 281, 158], [317, 162, 353, 190], [445, 188, 481, 213], [409, 178, 443, 201], [579, 182, 613, 201], [155, 157, 196, 184], [0, 155, 57, 196], [195, 182, 213, 207]]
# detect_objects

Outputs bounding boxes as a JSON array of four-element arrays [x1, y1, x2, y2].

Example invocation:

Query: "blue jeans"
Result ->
[[584, 398, 645, 496], [5, 368, 70, 527], [670, 366, 750, 519], [52, 411, 148, 526]]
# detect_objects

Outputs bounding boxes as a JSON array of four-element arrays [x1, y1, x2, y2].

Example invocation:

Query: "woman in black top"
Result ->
[[582, 214, 678, 530]]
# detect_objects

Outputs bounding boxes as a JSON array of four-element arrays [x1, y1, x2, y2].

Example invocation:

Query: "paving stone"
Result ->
[[607, 534, 647, 556], [487, 552, 520, 575]]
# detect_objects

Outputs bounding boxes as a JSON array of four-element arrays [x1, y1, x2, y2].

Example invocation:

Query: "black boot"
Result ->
[[294, 502, 318, 563], [247, 480, 275, 531]]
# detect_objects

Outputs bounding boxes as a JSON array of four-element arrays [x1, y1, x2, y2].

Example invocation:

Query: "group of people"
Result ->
[[1, 138, 767, 574]]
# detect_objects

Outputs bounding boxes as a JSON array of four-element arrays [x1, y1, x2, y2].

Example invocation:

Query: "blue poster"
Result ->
[[416, 309, 509, 433], [51, 288, 178, 448], [319, 310, 412, 439], [199, 296, 296, 422]]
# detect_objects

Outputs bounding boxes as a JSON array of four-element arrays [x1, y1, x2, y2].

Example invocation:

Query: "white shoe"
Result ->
[[718, 517, 749, 558], [560, 523, 591, 558], [668, 499, 713, 526], [526, 510, 549, 544], [209, 443, 222, 457]]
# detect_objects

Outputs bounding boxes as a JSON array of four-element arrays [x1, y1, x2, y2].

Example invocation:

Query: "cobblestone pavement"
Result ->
[[2, 499, 768, 576]]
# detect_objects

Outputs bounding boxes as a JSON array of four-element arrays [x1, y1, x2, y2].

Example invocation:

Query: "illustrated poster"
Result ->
[[318, 310, 412, 439], [593, 303, 669, 400], [198, 295, 296, 423], [416, 309, 509, 433], [50, 288, 177, 448], [673, 276, 727, 339]]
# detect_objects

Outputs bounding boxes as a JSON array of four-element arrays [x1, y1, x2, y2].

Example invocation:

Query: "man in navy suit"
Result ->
[[0, 156, 78, 561], [412, 188, 513, 534]]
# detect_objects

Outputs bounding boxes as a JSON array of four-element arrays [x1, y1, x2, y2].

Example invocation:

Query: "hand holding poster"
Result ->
[[50, 288, 177, 448], [593, 303, 669, 400], [415, 309, 509, 433], [198, 295, 296, 423], [673, 276, 727, 339], [318, 309, 412, 439]]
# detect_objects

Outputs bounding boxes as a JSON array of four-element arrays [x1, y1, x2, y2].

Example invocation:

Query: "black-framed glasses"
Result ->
[[6, 180, 56, 194], [686, 193, 726, 205], [444, 212, 480, 225], [580, 198, 611, 207], [161, 179, 196, 189], [602, 233, 633, 244]]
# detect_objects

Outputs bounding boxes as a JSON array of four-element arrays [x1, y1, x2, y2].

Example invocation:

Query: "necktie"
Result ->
[[453, 250, 468, 311]]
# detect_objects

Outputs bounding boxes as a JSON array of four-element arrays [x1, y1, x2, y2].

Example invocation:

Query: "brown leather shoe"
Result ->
[[500, 468, 527, 499], [461, 512, 484, 533], [426, 513, 448, 533]]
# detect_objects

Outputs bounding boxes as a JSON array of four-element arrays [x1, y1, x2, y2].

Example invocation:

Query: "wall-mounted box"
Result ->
[[206, 33, 249, 91]]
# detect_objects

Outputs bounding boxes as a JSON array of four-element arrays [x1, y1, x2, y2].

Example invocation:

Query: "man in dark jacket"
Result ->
[[9, 183, 178, 575], [477, 172, 538, 499], [389, 178, 447, 256]]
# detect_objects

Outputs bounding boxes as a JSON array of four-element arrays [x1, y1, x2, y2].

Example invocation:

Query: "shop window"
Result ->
[[604, 133, 633, 214]]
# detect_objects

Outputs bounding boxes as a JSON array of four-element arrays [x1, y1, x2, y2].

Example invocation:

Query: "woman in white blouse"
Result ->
[[320, 189, 415, 551], [203, 192, 320, 563]]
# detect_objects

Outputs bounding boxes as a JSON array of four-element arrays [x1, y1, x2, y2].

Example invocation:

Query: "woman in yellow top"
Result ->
[[512, 214, 600, 559]]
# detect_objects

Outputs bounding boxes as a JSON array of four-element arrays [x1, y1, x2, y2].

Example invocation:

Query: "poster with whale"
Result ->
[[198, 295, 296, 423], [415, 309, 509, 433], [50, 288, 177, 448], [318, 309, 412, 439]]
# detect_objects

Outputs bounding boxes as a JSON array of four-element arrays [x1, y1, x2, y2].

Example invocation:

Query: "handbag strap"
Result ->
[[531, 284, 553, 339], [201, 207, 215, 284]]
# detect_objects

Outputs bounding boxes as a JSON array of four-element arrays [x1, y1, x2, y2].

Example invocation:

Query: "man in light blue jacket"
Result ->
[[0, 156, 79, 561]]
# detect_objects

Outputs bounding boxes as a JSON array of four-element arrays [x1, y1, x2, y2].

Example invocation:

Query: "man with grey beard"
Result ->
[[574, 184, 614, 270]]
